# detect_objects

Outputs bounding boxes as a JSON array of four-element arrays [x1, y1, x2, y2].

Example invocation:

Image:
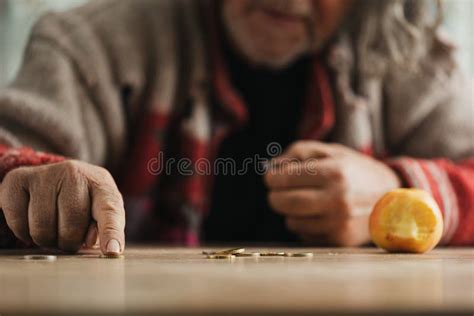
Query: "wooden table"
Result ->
[[0, 246, 473, 315]]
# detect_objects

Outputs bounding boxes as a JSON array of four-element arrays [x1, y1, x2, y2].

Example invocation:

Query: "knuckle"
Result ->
[[291, 141, 308, 155], [61, 160, 82, 175], [1, 171, 15, 186], [102, 198, 125, 215], [89, 166, 117, 189], [95, 166, 114, 181], [329, 143, 346, 155], [100, 221, 123, 234], [3, 167, 28, 187], [331, 142, 344, 151], [100, 206, 126, 226], [101, 187, 122, 204], [54, 161, 84, 185]]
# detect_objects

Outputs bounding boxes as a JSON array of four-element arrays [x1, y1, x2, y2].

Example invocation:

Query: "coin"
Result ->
[[203, 247, 245, 256], [206, 254, 235, 259], [220, 247, 245, 254], [23, 255, 57, 262], [234, 252, 260, 257], [260, 252, 285, 257], [284, 252, 314, 257]]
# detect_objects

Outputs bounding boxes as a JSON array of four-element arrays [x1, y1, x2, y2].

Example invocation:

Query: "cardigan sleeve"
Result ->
[[388, 157, 474, 245], [0, 12, 127, 169]]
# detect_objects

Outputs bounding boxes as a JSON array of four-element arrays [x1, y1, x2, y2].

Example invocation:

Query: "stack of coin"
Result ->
[[260, 252, 285, 257], [234, 252, 261, 257], [203, 248, 314, 259], [203, 248, 245, 259], [283, 252, 314, 257]]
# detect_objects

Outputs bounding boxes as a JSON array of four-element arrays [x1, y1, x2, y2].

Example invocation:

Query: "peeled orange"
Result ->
[[369, 188, 444, 253]]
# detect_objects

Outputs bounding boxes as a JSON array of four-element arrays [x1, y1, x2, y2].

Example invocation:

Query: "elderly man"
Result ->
[[0, 0, 472, 256]]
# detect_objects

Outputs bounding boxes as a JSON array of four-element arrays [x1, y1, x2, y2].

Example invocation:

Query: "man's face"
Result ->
[[222, 0, 353, 68]]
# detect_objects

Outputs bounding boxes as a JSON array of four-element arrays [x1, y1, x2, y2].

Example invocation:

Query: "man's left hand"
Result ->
[[264, 141, 401, 246]]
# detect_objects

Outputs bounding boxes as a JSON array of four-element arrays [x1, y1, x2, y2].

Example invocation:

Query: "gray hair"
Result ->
[[348, 0, 444, 75]]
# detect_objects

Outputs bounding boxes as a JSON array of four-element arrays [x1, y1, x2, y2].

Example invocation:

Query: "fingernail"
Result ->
[[106, 239, 121, 254]]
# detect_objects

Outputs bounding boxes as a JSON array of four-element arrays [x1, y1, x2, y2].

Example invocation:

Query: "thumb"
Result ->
[[89, 174, 126, 256]]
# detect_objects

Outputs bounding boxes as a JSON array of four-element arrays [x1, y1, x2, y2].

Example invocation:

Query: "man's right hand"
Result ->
[[0, 160, 125, 255]]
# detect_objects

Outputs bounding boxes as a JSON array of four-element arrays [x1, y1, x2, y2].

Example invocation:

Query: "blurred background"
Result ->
[[0, 0, 473, 88]]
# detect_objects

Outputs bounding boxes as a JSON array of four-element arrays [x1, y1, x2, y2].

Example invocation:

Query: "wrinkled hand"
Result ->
[[265, 141, 400, 246], [0, 160, 125, 255]]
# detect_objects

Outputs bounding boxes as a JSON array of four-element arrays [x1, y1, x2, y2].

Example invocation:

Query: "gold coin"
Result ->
[[260, 252, 285, 257], [203, 248, 245, 256], [284, 252, 314, 257], [235, 252, 260, 257], [220, 247, 245, 254], [207, 254, 235, 259], [23, 255, 57, 262]]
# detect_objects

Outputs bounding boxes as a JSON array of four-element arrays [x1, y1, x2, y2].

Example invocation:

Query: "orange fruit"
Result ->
[[369, 188, 444, 253]]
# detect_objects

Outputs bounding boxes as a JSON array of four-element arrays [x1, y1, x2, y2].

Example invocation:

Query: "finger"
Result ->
[[85, 221, 98, 248], [272, 141, 335, 163], [89, 171, 125, 256], [286, 216, 336, 235], [0, 168, 32, 243], [268, 189, 338, 216], [28, 177, 58, 247], [57, 175, 91, 252], [265, 159, 336, 189]]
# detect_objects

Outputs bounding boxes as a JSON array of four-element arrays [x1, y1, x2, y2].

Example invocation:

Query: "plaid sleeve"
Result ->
[[388, 157, 474, 246], [0, 145, 65, 248]]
